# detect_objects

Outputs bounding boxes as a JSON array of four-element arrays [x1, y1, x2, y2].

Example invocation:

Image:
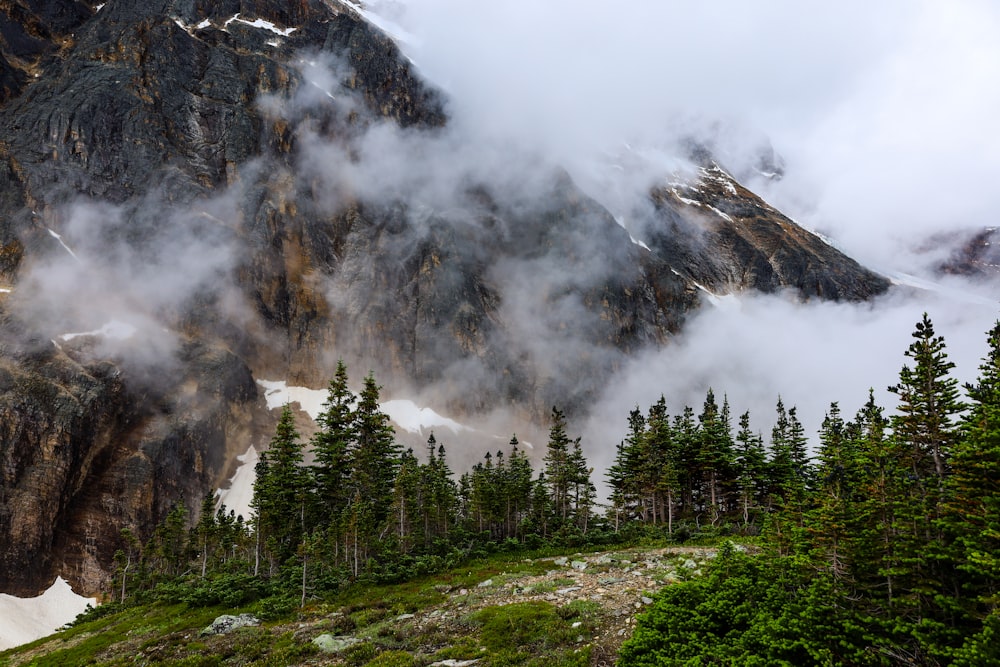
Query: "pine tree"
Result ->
[[946, 322, 1000, 617], [698, 390, 734, 525], [567, 439, 595, 534], [506, 436, 534, 540], [733, 410, 766, 530], [886, 314, 964, 628], [809, 402, 857, 585], [193, 493, 218, 578], [348, 373, 401, 527], [888, 313, 963, 486], [543, 406, 574, 529], [253, 405, 309, 572], [311, 360, 355, 537]]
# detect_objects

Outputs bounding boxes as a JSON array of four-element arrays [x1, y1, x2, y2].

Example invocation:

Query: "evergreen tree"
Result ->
[[543, 406, 574, 529], [947, 321, 1000, 618], [888, 312, 964, 485], [698, 389, 734, 525], [333, 373, 400, 573], [311, 360, 355, 536], [506, 436, 534, 540], [733, 410, 766, 529], [193, 493, 218, 578], [885, 314, 963, 632], [253, 405, 309, 572]]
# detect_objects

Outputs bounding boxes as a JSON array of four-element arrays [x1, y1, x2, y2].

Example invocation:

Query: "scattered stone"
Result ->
[[572, 621, 582, 628], [458, 589, 469, 596], [434, 585, 453, 594], [641, 597, 654, 605], [682, 559, 698, 569], [553, 557, 568, 566], [429, 660, 481, 667], [556, 586, 582, 596], [313, 634, 362, 653], [477, 579, 493, 588], [200, 614, 259, 636], [396, 613, 415, 621], [570, 560, 587, 571]]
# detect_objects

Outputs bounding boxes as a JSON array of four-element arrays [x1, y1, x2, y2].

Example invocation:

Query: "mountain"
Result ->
[[0, 0, 889, 597]]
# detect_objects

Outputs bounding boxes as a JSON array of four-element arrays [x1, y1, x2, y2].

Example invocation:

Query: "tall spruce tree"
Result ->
[[947, 321, 1000, 617], [311, 360, 355, 536], [252, 405, 309, 571], [543, 406, 574, 528]]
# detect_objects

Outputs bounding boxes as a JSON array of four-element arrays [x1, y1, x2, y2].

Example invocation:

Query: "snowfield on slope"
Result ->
[[0, 577, 96, 651]]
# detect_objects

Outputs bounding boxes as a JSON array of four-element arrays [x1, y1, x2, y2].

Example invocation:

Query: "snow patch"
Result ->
[[381, 399, 468, 435], [693, 282, 741, 311], [47, 229, 78, 260], [0, 577, 96, 651], [707, 205, 735, 223], [223, 13, 297, 36], [59, 319, 137, 342], [255, 379, 470, 435], [215, 445, 258, 520], [95, 3, 105, 11], [256, 379, 327, 420], [340, 0, 418, 47]]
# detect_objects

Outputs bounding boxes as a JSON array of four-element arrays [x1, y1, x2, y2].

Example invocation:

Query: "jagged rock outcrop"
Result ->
[[936, 227, 1000, 278], [0, 0, 889, 596], [649, 161, 889, 300]]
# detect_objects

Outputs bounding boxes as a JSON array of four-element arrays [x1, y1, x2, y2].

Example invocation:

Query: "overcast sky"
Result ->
[[372, 0, 1000, 270]]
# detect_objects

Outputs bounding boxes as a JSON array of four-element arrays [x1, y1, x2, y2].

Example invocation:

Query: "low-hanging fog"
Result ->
[[360, 0, 1000, 464], [10, 0, 999, 474]]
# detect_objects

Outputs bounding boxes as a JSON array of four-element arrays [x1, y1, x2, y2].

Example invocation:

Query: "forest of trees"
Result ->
[[108, 313, 1000, 665]]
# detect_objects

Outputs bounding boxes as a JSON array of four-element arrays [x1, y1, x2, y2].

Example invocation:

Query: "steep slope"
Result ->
[[0, 0, 887, 597]]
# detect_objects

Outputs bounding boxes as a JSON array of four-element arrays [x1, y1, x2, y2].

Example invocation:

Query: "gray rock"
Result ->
[[570, 560, 587, 571], [200, 613, 259, 636], [312, 634, 362, 653], [641, 597, 654, 605], [477, 579, 493, 588], [556, 586, 582, 596], [429, 660, 481, 667], [553, 557, 568, 566]]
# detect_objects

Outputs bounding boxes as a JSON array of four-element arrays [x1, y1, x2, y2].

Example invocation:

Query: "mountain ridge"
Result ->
[[0, 0, 888, 597]]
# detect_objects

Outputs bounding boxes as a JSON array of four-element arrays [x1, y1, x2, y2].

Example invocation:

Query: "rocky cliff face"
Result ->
[[0, 0, 889, 595]]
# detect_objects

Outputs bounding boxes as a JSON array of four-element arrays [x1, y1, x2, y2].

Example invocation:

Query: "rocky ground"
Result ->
[[0, 544, 723, 666]]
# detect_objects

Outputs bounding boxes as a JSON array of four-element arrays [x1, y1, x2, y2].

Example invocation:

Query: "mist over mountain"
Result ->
[[0, 0, 996, 600]]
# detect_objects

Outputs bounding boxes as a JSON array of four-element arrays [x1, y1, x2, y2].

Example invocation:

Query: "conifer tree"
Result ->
[[253, 405, 309, 571], [311, 360, 355, 536], [543, 406, 574, 528], [193, 493, 218, 578], [506, 436, 534, 540], [348, 373, 401, 527], [698, 389, 734, 524], [947, 321, 1000, 617], [733, 410, 766, 529], [886, 314, 963, 627]]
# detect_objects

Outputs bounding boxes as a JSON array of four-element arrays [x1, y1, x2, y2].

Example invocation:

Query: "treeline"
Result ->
[[620, 314, 1000, 665], [109, 313, 1000, 664], [109, 362, 603, 607]]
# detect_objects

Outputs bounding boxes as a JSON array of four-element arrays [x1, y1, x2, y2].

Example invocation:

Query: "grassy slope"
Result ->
[[0, 544, 720, 667]]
